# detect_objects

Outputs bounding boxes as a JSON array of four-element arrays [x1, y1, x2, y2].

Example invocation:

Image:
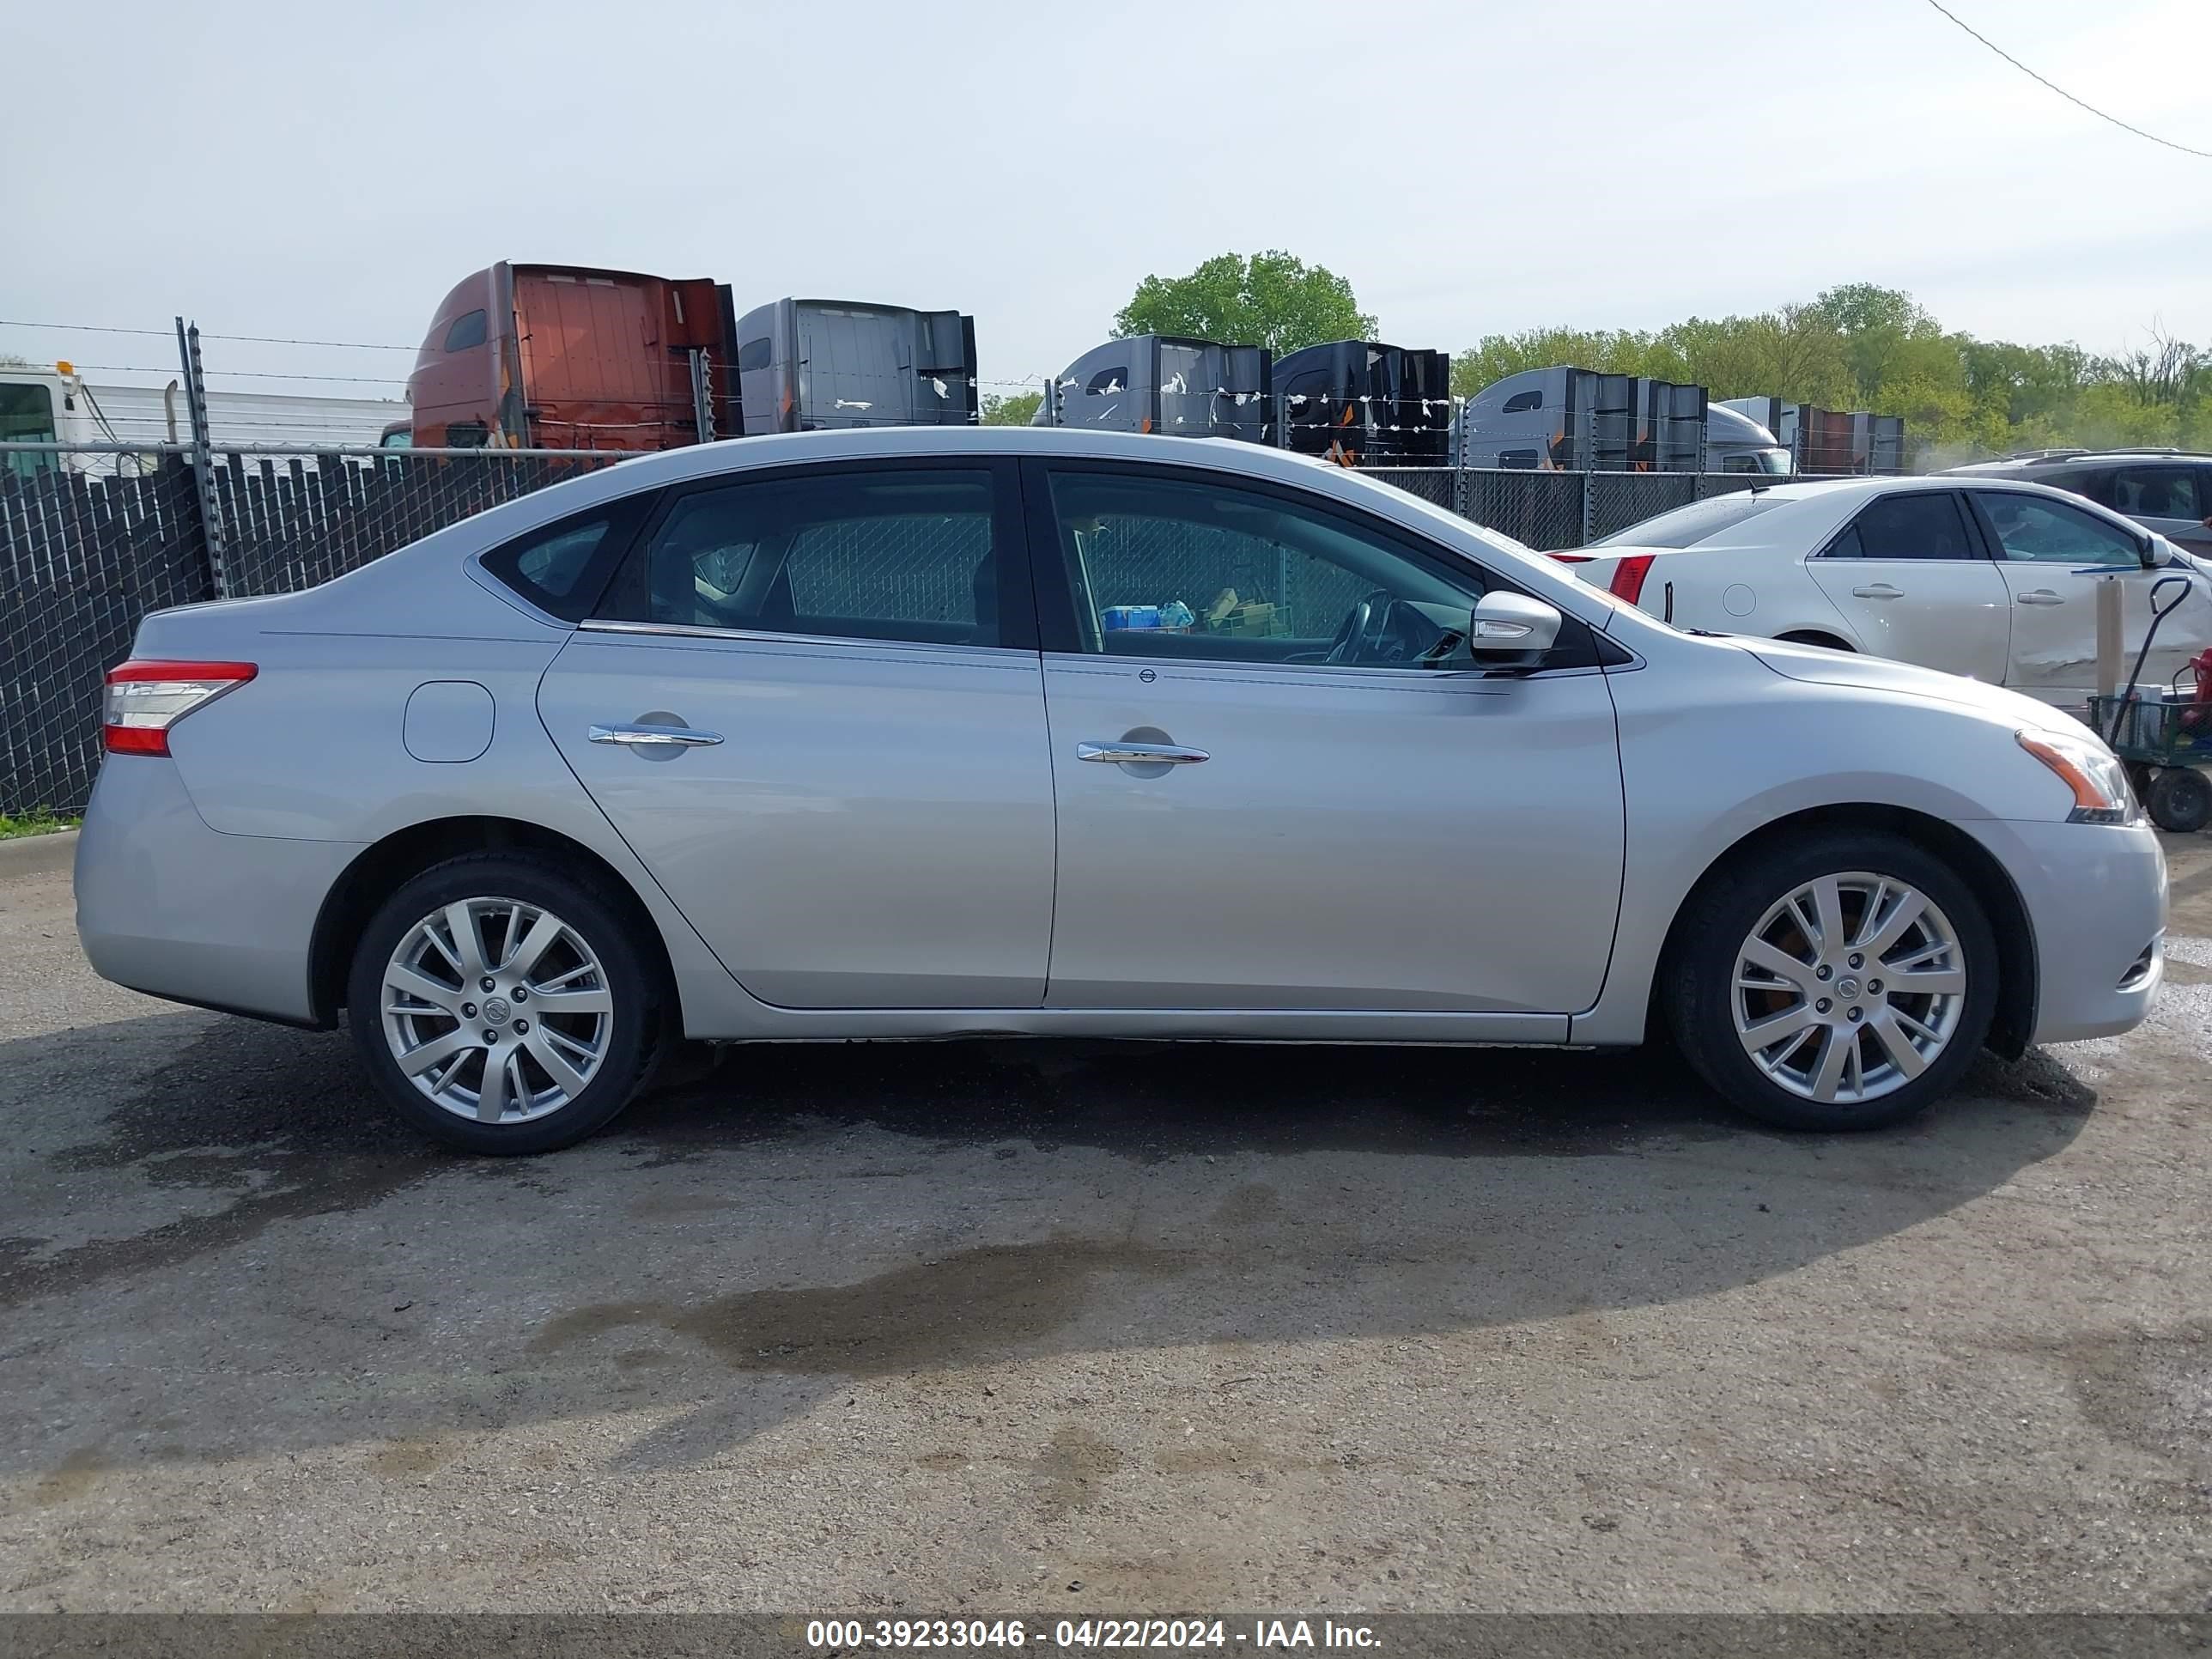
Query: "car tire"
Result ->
[[346, 852, 662, 1154], [1663, 830, 1999, 1132], [2146, 767, 2211, 835]]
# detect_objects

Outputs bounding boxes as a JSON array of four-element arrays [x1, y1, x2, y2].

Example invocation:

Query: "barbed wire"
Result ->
[[0, 319, 421, 350]]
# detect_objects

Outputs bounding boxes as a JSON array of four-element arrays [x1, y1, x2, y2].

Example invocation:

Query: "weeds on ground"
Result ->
[[0, 811, 76, 839]]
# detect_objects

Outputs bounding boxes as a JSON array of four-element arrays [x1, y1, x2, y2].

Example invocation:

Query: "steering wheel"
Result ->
[[1324, 589, 1445, 665]]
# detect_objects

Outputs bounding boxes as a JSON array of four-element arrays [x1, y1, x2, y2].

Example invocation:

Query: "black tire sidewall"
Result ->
[[1668, 831, 1999, 1132], [2148, 769, 2211, 834], [346, 854, 658, 1154]]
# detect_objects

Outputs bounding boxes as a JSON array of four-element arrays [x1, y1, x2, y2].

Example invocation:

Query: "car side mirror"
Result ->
[[1467, 591, 1563, 671], [2139, 537, 2162, 569]]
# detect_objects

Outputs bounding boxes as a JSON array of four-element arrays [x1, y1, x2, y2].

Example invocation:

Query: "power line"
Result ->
[[1921, 0, 2212, 160], [0, 319, 419, 349], [62, 362, 407, 387]]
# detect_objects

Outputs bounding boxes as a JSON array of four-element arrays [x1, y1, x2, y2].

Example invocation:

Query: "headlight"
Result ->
[[2016, 729, 2138, 824]]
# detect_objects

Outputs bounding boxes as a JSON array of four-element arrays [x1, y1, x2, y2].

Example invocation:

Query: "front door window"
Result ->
[[1038, 467, 1488, 669], [1970, 492, 2142, 568]]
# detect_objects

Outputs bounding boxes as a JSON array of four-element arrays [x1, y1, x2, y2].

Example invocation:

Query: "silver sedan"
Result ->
[[76, 428, 2166, 1152]]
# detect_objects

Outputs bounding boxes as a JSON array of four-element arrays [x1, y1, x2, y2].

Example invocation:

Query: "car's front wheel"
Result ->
[[346, 853, 661, 1154], [1664, 831, 1998, 1131]]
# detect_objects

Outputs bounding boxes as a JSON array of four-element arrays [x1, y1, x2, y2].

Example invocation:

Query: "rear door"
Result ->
[[536, 457, 1057, 1008], [1966, 488, 2212, 698], [1803, 489, 2011, 683]]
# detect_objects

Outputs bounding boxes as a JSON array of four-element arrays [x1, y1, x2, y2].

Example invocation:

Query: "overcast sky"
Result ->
[[7, 0, 2209, 404]]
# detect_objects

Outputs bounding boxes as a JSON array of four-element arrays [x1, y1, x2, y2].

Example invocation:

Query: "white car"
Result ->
[[1559, 476, 2212, 705]]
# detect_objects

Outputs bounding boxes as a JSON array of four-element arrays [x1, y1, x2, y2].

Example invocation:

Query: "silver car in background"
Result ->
[[76, 428, 2166, 1152]]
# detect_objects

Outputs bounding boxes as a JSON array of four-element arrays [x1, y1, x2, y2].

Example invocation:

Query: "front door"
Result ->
[[1022, 459, 1626, 1018], [1802, 489, 2012, 683], [1966, 487, 2212, 700], [537, 459, 1056, 1008]]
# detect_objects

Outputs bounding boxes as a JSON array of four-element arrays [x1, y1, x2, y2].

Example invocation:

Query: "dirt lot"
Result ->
[[1, 833, 2207, 1614]]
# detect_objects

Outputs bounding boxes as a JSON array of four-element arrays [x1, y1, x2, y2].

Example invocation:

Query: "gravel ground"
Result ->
[[1, 835, 2208, 1614]]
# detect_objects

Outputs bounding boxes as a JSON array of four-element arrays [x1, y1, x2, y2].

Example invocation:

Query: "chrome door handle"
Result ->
[[2016, 590, 2066, 605], [1076, 740, 1210, 765], [1850, 583, 1903, 599], [588, 723, 724, 748]]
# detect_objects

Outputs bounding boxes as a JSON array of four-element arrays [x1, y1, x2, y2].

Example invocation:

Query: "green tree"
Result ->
[[1447, 283, 2207, 462], [1113, 251, 1376, 356], [981, 390, 1042, 426], [1449, 327, 1666, 397]]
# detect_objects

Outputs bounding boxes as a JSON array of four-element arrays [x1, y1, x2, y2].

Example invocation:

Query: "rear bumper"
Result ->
[[1963, 817, 2166, 1044], [74, 757, 361, 1025]]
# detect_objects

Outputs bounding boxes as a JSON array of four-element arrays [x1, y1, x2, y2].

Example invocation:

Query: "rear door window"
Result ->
[[601, 465, 1020, 649], [2112, 465, 2200, 520], [1826, 491, 1979, 560]]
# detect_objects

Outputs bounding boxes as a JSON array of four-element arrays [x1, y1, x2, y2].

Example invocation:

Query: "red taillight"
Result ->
[[1547, 553, 1593, 564], [102, 659, 257, 757], [1608, 555, 1656, 605]]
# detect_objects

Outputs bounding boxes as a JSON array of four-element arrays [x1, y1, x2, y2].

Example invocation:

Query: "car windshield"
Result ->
[[1590, 493, 1786, 549]]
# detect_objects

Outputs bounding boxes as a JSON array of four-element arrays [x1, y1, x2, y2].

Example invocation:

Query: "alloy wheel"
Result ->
[[380, 896, 614, 1125], [1731, 872, 1967, 1106]]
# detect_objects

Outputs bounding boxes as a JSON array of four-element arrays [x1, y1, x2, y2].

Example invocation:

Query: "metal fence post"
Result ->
[[1451, 398, 1468, 520], [688, 349, 716, 444], [1579, 471, 1595, 546], [174, 317, 229, 599]]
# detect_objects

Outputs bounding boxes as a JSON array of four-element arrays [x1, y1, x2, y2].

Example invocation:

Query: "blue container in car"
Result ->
[[1103, 605, 1161, 630]]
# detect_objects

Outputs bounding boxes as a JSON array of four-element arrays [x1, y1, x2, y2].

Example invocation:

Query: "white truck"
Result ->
[[0, 362, 404, 477], [1456, 366, 1791, 473]]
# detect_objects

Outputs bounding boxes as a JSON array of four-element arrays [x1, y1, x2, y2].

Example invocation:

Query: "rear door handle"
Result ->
[[1850, 583, 1903, 599], [1076, 740, 1210, 765], [2015, 590, 2067, 606], [588, 723, 724, 748]]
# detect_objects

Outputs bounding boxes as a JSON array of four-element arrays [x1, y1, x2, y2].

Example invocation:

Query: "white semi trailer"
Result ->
[[1456, 366, 1790, 472], [1, 362, 404, 476]]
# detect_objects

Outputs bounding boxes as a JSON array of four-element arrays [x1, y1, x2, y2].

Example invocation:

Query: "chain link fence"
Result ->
[[1460, 470, 1591, 550], [208, 448, 629, 597], [3, 439, 1834, 817], [3, 452, 213, 817], [1, 445, 629, 816]]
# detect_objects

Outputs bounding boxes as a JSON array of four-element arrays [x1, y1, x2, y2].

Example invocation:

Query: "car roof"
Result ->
[[1585, 470, 2155, 557], [570, 423, 1355, 491], [1711, 473, 2100, 507], [1942, 452, 2212, 475]]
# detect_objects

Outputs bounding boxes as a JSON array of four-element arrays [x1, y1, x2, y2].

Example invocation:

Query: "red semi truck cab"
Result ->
[[404, 263, 738, 450]]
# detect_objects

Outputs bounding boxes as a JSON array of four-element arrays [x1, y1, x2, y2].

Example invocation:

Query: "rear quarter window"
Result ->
[[480, 495, 653, 622]]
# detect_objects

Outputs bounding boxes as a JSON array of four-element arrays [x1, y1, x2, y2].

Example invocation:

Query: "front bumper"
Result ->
[[1965, 817, 2166, 1044], [75, 756, 362, 1025]]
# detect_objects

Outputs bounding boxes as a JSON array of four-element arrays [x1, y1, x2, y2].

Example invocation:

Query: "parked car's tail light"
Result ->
[[103, 660, 258, 756], [2016, 729, 2138, 825], [1608, 555, 1656, 605]]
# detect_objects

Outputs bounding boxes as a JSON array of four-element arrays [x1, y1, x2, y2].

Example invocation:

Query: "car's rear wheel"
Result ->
[[346, 853, 659, 1154], [1664, 831, 1997, 1131]]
